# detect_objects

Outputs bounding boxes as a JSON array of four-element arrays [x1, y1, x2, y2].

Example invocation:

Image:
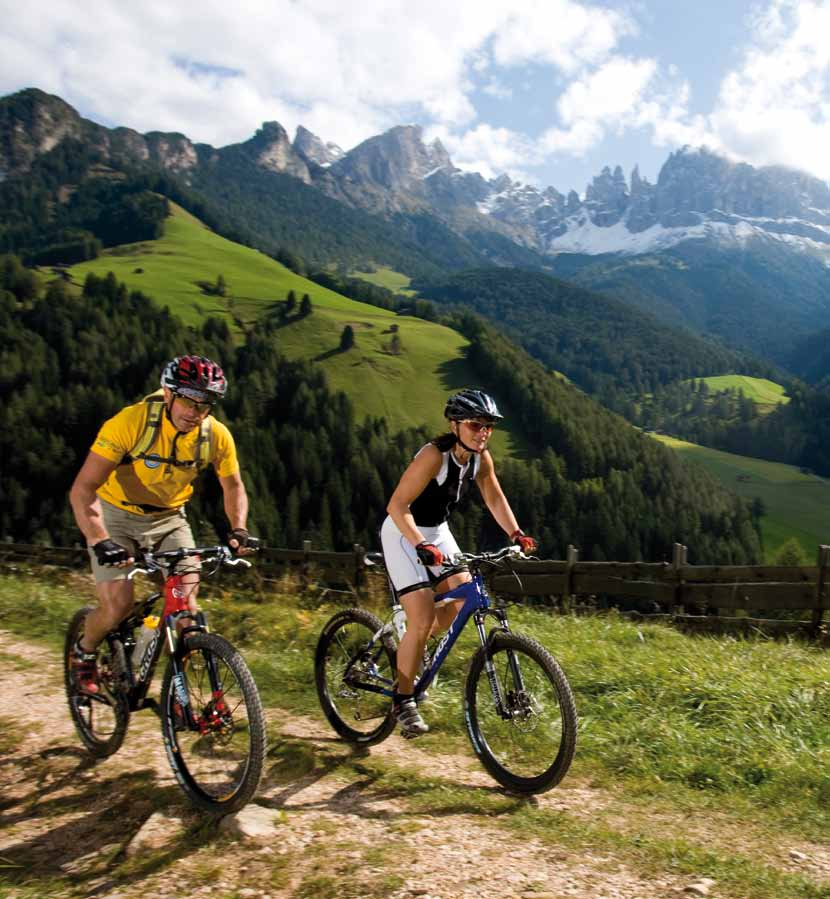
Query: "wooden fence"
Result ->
[[2, 540, 828, 638]]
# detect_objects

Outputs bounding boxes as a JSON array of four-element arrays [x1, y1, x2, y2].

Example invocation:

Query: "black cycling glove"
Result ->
[[92, 538, 131, 567], [229, 528, 260, 553]]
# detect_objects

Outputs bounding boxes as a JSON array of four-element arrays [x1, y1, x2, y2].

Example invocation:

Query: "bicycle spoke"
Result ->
[[315, 609, 397, 745], [165, 640, 256, 805]]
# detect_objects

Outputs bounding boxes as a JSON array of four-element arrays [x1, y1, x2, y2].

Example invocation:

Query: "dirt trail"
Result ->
[[0, 629, 826, 899]]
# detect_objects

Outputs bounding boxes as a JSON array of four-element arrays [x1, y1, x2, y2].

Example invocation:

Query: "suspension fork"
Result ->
[[166, 610, 210, 725], [475, 608, 512, 716]]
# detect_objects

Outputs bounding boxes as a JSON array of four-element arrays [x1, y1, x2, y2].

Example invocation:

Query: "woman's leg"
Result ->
[[431, 570, 472, 634], [397, 587, 436, 695]]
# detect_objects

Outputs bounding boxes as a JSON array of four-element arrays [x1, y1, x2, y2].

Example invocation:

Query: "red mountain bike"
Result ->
[[64, 545, 266, 814]]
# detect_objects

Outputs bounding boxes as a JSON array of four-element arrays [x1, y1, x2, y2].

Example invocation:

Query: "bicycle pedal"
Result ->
[[401, 728, 425, 740]]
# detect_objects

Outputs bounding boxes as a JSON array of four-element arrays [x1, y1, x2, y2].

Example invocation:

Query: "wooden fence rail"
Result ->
[[2, 540, 828, 637]]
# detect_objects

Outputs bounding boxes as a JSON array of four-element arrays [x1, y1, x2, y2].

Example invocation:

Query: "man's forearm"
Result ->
[[70, 487, 109, 544], [223, 483, 249, 530]]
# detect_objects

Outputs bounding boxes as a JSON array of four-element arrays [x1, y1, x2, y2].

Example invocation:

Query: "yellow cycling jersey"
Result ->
[[91, 400, 239, 514]]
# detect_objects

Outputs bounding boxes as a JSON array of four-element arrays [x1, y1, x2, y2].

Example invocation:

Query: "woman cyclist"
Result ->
[[380, 388, 537, 737]]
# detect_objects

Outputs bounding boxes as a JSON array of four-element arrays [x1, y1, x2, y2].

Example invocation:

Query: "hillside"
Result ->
[[67, 203, 516, 455], [415, 267, 766, 412], [653, 434, 830, 560], [554, 239, 830, 365]]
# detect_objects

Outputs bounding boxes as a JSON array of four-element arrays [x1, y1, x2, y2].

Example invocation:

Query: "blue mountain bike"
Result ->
[[315, 546, 577, 793]]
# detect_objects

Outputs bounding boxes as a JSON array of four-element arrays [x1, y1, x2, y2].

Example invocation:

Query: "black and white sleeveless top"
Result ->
[[409, 444, 480, 527]]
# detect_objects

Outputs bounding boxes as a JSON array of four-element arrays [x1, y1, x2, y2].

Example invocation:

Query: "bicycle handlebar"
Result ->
[[449, 545, 528, 566], [127, 545, 253, 580]]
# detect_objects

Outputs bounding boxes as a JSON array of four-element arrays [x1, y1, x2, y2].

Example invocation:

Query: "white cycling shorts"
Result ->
[[379, 516, 463, 599]]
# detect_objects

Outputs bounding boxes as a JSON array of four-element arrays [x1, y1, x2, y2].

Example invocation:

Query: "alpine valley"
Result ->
[[2, 86, 829, 560]]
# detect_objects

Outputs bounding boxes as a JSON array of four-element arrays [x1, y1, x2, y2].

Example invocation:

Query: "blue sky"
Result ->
[[2, 0, 830, 195]]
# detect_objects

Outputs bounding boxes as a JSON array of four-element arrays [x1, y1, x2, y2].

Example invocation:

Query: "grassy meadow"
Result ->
[[693, 375, 791, 411], [6, 568, 830, 899], [349, 265, 416, 295], [654, 434, 830, 560], [67, 204, 520, 456]]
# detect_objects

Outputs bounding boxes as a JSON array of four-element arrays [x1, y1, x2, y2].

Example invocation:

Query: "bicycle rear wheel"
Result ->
[[160, 632, 266, 815], [315, 608, 397, 746], [465, 631, 577, 793], [63, 607, 129, 758]]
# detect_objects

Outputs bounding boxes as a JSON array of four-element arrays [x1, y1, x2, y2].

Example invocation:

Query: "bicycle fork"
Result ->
[[475, 610, 527, 720]]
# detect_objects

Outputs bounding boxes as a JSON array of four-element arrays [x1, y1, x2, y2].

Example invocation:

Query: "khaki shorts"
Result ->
[[88, 501, 199, 583]]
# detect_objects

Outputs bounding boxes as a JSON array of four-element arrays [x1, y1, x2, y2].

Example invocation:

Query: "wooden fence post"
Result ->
[[353, 543, 365, 594], [672, 543, 687, 616], [812, 545, 829, 638], [563, 545, 578, 613], [302, 539, 312, 587]]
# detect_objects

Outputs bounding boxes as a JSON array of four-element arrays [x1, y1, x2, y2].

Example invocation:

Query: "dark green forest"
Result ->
[[637, 377, 830, 478], [1, 259, 763, 563], [416, 268, 767, 413], [552, 241, 830, 366]]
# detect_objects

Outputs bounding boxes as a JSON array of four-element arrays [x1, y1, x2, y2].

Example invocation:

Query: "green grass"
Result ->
[[7, 571, 830, 897], [691, 375, 790, 410], [66, 204, 521, 455], [349, 265, 416, 296], [654, 434, 830, 560]]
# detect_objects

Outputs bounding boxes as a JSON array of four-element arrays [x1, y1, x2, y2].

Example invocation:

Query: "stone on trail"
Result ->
[[684, 878, 716, 896], [218, 803, 281, 840], [126, 811, 185, 856]]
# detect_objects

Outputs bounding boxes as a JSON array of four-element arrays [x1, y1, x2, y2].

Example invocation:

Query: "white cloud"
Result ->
[[538, 56, 701, 158], [492, 0, 636, 75], [705, 0, 830, 179], [427, 123, 541, 181], [0, 0, 636, 157]]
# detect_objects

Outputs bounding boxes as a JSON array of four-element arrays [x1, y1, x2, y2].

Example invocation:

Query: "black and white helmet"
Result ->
[[444, 388, 503, 422]]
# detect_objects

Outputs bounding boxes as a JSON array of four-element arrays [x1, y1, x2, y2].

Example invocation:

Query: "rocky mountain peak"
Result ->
[[293, 125, 344, 167], [240, 121, 310, 183], [0, 88, 84, 178], [584, 165, 629, 227]]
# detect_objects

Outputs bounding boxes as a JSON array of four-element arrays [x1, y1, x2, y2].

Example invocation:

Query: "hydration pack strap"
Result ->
[[120, 395, 212, 469]]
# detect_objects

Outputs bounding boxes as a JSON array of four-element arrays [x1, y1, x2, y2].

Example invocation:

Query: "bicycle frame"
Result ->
[[354, 572, 512, 710], [115, 550, 231, 726]]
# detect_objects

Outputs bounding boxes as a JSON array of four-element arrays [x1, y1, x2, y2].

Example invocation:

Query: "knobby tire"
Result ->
[[465, 630, 577, 794], [315, 608, 397, 746], [64, 606, 129, 758], [160, 632, 266, 815]]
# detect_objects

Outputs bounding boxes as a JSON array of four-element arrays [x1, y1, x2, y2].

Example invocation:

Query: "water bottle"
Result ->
[[132, 615, 160, 666], [392, 604, 407, 640]]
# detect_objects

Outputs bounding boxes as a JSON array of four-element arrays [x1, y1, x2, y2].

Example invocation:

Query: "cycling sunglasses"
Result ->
[[463, 419, 496, 433], [175, 394, 214, 415]]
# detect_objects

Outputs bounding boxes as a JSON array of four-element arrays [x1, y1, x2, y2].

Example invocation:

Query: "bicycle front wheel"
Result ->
[[465, 631, 577, 794], [160, 633, 266, 815], [64, 607, 129, 758], [315, 608, 397, 746]]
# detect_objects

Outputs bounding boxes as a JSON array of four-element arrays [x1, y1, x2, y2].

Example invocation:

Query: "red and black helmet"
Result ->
[[161, 355, 227, 401]]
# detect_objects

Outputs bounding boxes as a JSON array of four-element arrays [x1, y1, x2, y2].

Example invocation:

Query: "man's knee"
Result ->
[[96, 581, 135, 620]]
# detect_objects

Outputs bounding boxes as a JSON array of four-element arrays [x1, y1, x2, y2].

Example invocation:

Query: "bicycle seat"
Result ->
[[364, 552, 384, 567]]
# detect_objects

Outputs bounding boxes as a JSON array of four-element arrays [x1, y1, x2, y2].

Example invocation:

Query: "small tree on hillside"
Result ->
[[340, 325, 355, 351], [285, 290, 297, 316], [773, 537, 808, 567], [215, 273, 227, 297], [300, 293, 312, 317]]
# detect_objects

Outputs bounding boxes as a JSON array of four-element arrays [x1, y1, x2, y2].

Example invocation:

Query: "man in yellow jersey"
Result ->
[[69, 354, 255, 693]]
